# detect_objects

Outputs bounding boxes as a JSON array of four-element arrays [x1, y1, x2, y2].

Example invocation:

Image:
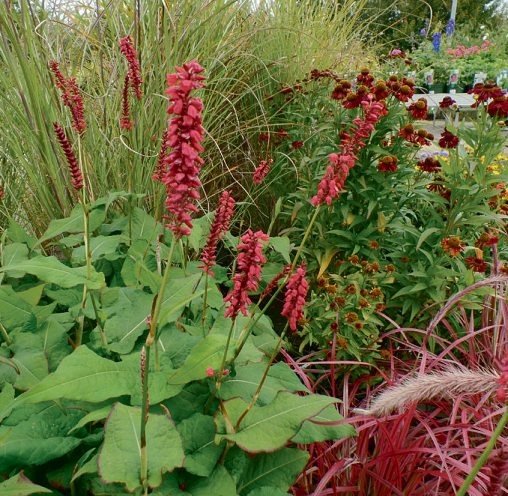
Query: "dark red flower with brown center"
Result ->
[[475, 232, 499, 248], [378, 155, 398, 173], [357, 68, 374, 88], [372, 81, 389, 100], [408, 98, 428, 119], [487, 96, 508, 118], [331, 80, 352, 101], [438, 129, 459, 149], [392, 82, 415, 102], [441, 236, 465, 256], [439, 96, 456, 108], [417, 156, 441, 172], [465, 256, 487, 273], [468, 81, 504, 104], [291, 140, 304, 150]]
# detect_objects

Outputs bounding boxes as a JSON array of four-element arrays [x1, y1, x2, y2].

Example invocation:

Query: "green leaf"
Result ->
[[6, 219, 37, 249], [215, 391, 338, 452], [188, 465, 237, 496], [269, 236, 291, 263], [72, 235, 126, 263], [16, 284, 45, 306], [2, 243, 29, 277], [176, 413, 223, 477], [0, 256, 105, 289], [0, 471, 51, 495], [11, 348, 49, 391], [416, 227, 441, 250], [291, 404, 355, 444], [121, 239, 161, 292], [102, 288, 152, 354], [98, 403, 184, 491], [245, 488, 289, 496], [68, 405, 112, 434], [127, 207, 162, 243], [0, 287, 36, 331]]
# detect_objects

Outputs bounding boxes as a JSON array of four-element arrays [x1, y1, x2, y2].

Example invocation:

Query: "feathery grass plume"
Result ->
[[224, 229, 269, 319], [161, 61, 206, 238], [199, 190, 235, 276], [356, 367, 500, 417], [120, 75, 133, 130], [281, 263, 309, 332], [119, 36, 142, 100], [49, 60, 86, 135], [53, 123, 83, 191]]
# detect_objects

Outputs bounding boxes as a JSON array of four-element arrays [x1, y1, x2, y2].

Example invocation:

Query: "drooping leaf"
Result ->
[[291, 404, 356, 444], [215, 391, 338, 452], [176, 413, 223, 477], [98, 403, 184, 491], [0, 256, 105, 289], [0, 471, 51, 495], [11, 348, 49, 391]]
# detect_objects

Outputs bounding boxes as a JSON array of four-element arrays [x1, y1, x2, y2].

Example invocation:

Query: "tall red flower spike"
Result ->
[[224, 229, 269, 319], [119, 36, 142, 100], [253, 159, 273, 185], [152, 128, 170, 182], [53, 122, 84, 191], [49, 60, 86, 135], [281, 263, 309, 332], [200, 190, 235, 276], [160, 61, 206, 238], [120, 75, 134, 130]]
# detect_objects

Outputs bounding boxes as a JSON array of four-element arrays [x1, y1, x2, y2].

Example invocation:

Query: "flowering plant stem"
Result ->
[[139, 235, 176, 492], [456, 407, 508, 496]]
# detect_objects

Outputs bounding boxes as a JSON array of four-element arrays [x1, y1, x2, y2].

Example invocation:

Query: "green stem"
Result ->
[[0, 322, 11, 346], [456, 407, 508, 496], [76, 191, 91, 347], [201, 271, 209, 334]]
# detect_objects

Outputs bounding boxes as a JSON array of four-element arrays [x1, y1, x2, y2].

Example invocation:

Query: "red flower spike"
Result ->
[[253, 159, 273, 185], [438, 130, 459, 149], [53, 122, 84, 191], [260, 264, 291, 300], [119, 36, 142, 100], [441, 236, 465, 256], [281, 263, 309, 332], [200, 190, 235, 276], [224, 229, 269, 319], [153, 128, 170, 182], [120, 75, 134, 130], [49, 61, 86, 135], [161, 61, 206, 238]]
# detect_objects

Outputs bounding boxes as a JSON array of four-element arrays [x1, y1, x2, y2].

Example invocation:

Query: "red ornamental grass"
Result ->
[[49, 60, 86, 135], [438, 129, 459, 149], [120, 75, 134, 130], [281, 263, 309, 332], [161, 61, 206, 238], [199, 190, 235, 276], [119, 36, 142, 100], [53, 122, 84, 191], [224, 229, 269, 319], [253, 159, 272, 185]]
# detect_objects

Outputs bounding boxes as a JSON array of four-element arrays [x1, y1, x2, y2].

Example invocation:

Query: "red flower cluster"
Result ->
[[311, 96, 387, 206], [475, 232, 499, 248], [160, 61, 206, 238], [468, 81, 504, 106], [253, 159, 273, 184], [441, 236, 465, 256], [398, 124, 433, 146], [199, 190, 235, 276], [224, 229, 269, 319], [357, 68, 374, 88], [464, 256, 487, 273], [487, 96, 508, 118], [378, 155, 398, 173], [417, 157, 441, 173], [49, 61, 86, 135], [119, 36, 142, 100], [281, 263, 309, 332], [331, 80, 352, 100], [120, 75, 134, 130], [439, 96, 456, 109], [438, 130, 459, 149], [408, 98, 428, 119], [53, 122, 84, 191], [386, 75, 415, 102]]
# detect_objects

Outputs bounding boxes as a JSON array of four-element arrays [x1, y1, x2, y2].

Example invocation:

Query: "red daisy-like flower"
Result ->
[[468, 81, 504, 104], [487, 96, 508, 118], [331, 80, 352, 101], [441, 236, 465, 256], [465, 256, 487, 273], [378, 155, 398, 173], [356, 68, 374, 88], [438, 130, 459, 149], [417, 156, 441, 172], [439, 96, 456, 108], [475, 232, 499, 248], [408, 98, 428, 119], [372, 81, 389, 101]]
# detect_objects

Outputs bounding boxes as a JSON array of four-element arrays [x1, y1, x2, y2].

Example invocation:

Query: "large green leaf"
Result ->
[[102, 288, 153, 354], [0, 256, 105, 289], [188, 465, 237, 496], [98, 403, 184, 491], [6, 219, 37, 249], [215, 391, 338, 452], [0, 472, 51, 495], [291, 404, 356, 444], [72, 235, 126, 263], [176, 413, 223, 477], [2, 242, 29, 278], [0, 287, 36, 331], [121, 239, 161, 292]]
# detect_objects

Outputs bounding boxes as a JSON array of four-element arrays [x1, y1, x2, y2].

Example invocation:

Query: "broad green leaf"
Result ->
[[0, 287, 36, 331], [102, 288, 152, 354], [38, 204, 106, 244], [6, 219, 37, 249], [44, 286, 82, 308], [220, 362, 308, 405], [71, 453, 98, 482], [246, 488, 289, 496], [69, 405, 112, 434], [121, 239, 161, 292], [176, 413, 223, 477], [99, 403, 184, 491], [126, 207, 162, 243], [269, 236, 291, 263], [291, 404, 355, 444], [17, 284, 45, 306], [416, 227, 441, 250], [216, 391, 338, 452], [187, 212, 211, 252], [2, 242, 29, 277], [0, 256, 105, 289], [158, 272, 204, 327], [226, 446, 309, 495], [188, 465, 237, 496], [11, 348, 49, 390], [0, 471, 51, 495], [167, 335, 234, 385], [72, 235, 126, 263], [0, 404, 84, 470], [37, 318, 72, 371]]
